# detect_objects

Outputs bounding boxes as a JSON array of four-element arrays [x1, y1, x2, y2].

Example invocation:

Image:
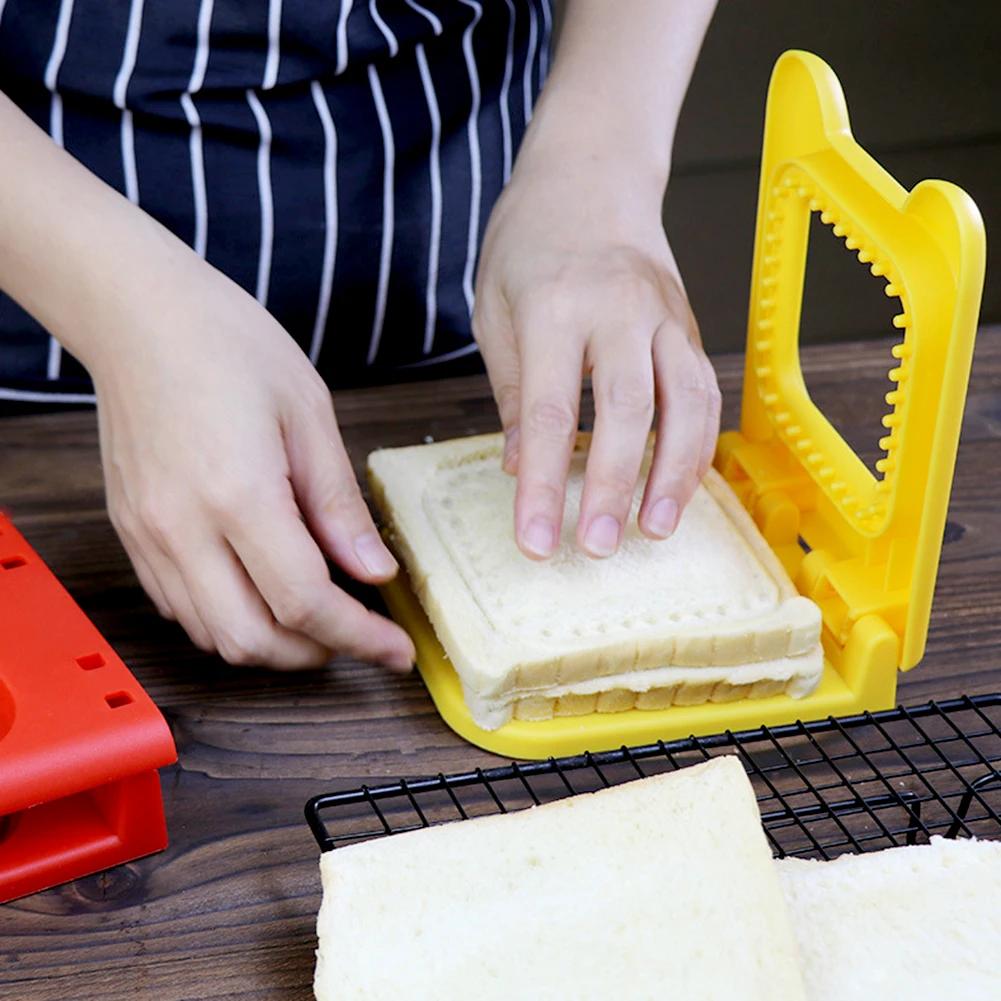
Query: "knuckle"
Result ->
[[539, 284, 579, 329], [316, 475, 366, 527], [215, 625, 269, 667], [674, 369, 711, 408], [706, 376, 723, 416], [270, 587, 321, 635], [136, 497, 180, 547], [525, 397, 578, 442], [603, 375, 655, 422], [200, 480, 250, 521], [518, 279, 579, 333], [157, 604, 178, 623], [189, 630, 215, 653], [594, 464, 640, 502], [707, 392, 723, 425], [471, 287, 510, 346], [299, 374, 335, 419], [611, 274, 659, 318], [663, 470, 700, 504], [523, 477, 566, 515], [495, 383, 520, 419]]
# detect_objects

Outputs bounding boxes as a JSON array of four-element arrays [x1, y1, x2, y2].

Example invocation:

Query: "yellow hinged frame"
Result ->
[[381, 50, 985, 759], [716, 49, 984, 703]]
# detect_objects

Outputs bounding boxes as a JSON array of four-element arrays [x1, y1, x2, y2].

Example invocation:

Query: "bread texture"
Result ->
[[367, 432, 822, 729], [777, 835, 1001, 1000], [314, 755, 807, 1001]]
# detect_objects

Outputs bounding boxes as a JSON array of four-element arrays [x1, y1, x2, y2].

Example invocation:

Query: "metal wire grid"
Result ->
[[305, 695, 1001, 861]]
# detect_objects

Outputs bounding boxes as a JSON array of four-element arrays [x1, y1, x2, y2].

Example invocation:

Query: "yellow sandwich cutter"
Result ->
[[380, 49, 986, 759]]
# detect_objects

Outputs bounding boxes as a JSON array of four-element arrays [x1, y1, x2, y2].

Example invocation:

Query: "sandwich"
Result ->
[[367, 432, 823, 730]]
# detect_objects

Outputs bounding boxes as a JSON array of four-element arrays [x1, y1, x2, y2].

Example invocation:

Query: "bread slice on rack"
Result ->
[[776, 835, 1001, 1000], [367, 432, 823, 730], [314, 755, 807, 1001]]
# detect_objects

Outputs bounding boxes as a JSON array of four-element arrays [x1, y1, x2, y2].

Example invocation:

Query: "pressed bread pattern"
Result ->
[[424, 453, 779, 639]]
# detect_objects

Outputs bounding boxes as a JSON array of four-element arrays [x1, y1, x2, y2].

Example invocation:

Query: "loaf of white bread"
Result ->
[[314, 756, 808, 1000], [314, 756, 1001, 1000], [368, 432, 823, 730]]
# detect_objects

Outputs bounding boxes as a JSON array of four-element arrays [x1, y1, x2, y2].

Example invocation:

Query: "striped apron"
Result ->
[[0, 0, 552, 402]]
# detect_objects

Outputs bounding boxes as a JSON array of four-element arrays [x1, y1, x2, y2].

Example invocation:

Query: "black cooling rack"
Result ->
[[305, 694, 1001, 861]]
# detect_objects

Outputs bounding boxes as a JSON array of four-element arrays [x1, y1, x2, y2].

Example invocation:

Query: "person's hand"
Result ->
[[87, 252, 415, 671], [473, 149, 721, 561], [0, 89, 411, 672]]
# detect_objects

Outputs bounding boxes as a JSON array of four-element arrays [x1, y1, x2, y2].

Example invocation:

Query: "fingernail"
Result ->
[[502, 428, 520, 472], [354, 532, 398, 577], [522, 517, 556, 558], [583, 514, 620, 558], [647, 498, 679, 538], [382, 649, 415, 674]]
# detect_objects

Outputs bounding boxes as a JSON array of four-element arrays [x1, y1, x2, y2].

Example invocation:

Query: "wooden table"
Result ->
[[2, 331, 1001, 1000]]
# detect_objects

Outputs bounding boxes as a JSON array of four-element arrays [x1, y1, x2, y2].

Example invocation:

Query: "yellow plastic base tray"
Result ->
[[380, 573, 897, 760]]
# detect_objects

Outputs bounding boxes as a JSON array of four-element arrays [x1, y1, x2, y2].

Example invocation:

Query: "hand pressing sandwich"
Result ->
[[475, 0, 721, 562], [0, 0, 718, 670]]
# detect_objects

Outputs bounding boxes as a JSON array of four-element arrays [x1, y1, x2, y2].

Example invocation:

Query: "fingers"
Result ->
[[695, 350, 723, 479], [122, 539, 175, 620], [110, 470, 415, 672], [278, 386, 416, 669], [473, 289, 522, 473], [639, 319, 722, 539], [577, 332, 656, 556], [172, 530, 337, 670], [479, 273, 719, 560], [283, 381, 401, 584], [122, 490, 336, 667], [117, 520, 216, 651], [509, 302, 585, 560], [225, 489, 415, 672]]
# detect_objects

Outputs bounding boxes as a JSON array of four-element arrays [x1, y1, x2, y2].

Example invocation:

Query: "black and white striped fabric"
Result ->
[[0, 0, 551, 403]]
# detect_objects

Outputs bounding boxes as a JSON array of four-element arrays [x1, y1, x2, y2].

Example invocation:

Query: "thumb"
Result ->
[[283, 387, 399, 585]]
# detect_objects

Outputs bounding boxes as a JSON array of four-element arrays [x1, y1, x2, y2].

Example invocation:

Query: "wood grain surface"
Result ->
[[2, 330, 1001, 1000]]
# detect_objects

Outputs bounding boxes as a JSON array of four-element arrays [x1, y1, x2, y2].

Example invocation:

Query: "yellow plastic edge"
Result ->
[[380, 573, 896, 760]]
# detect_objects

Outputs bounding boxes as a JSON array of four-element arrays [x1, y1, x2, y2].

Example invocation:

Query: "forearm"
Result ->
[[0, 90, 197, 374], [518, 0, 717, 194]]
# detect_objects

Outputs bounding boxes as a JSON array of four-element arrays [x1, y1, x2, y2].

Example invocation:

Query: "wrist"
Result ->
[[511, 0, 719, 210], [516, 77, 672, 206]]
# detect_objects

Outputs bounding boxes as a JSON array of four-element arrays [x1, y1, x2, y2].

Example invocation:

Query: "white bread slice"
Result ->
[[314, 755, 807, 1001], [367, 432, 822, 730], [776, 835, 1001, 1000]]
